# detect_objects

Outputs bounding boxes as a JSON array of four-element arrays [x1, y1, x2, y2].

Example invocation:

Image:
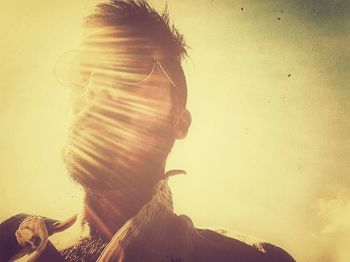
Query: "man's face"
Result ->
[[85, 58, 176, 154], [64, 50, 180, 190]]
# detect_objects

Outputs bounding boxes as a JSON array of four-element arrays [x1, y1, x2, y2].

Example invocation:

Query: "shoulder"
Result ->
[[204, 226, 296, 262], [0, 213, 75, 262], [0, 213, 33, 261], [168, 214, 295, 262]]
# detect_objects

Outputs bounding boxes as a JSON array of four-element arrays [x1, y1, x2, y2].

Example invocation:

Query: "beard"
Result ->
[[62, 104, 176, 193]]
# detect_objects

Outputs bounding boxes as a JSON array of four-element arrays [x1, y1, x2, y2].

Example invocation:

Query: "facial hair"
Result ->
[[62, 103, 175, 193]]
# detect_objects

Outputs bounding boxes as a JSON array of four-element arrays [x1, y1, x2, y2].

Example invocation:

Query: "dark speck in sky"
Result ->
[[241, 7, 243, 11], [288, 74, 291, 77], [277, 17, 281, 20]]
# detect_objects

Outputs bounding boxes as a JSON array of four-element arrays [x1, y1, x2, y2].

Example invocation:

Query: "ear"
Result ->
[[173, 109, 192, 140]]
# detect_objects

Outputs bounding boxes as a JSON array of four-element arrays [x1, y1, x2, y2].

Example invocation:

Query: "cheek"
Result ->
[[132, 105, 172, 129], [125, 93, 173, 130]]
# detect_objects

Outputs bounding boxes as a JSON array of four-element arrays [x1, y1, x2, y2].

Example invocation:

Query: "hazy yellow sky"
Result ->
[[0, 1, 349, 261]]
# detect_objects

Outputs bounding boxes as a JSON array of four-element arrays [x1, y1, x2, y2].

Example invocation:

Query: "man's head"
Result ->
[[62, 0, 191, 193]]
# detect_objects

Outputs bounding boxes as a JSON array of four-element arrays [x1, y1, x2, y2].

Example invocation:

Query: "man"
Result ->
[[0, 1, 295, 261]]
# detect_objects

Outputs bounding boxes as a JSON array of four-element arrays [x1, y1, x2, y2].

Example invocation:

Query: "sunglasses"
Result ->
[[55, 50, 185, 126], [55, 50, 181, 98]]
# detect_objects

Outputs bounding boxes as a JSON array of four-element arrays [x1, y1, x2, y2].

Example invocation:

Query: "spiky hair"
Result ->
[[82, 0, 188, 60]]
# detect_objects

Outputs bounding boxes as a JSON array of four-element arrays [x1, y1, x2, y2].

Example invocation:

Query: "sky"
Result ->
[[0, 1, 349, 261]]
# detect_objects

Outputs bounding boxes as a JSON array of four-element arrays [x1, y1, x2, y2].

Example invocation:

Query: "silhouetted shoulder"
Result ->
[[259, 242, 296, 262], [198, 225, 296, 262], [0, 213, 66, 262], [0, 213, 31, 261]]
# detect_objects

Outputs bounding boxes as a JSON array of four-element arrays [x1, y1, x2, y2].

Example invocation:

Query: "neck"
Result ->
[[82, 163, 166, 241]]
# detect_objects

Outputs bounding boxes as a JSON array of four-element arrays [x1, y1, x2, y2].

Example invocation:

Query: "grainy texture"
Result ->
[[60, 179, 296, 262]]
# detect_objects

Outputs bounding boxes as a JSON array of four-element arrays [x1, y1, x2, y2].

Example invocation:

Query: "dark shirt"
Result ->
[[0, 179, 295, 262]]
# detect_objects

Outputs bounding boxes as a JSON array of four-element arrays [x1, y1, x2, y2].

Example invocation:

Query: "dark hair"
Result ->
[[84, 0, 187, 59], [81, 0, 188, 107]]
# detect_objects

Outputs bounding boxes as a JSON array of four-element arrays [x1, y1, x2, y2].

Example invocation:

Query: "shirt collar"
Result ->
[[96, 175, 176, 260]]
